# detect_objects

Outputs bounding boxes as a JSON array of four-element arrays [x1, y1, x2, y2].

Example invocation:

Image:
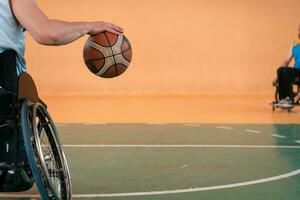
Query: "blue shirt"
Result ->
[[293, 43, 300, 69], [0, 0, 26, 75]]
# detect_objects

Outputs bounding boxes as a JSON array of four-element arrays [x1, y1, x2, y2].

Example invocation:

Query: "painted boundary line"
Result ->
[[82, 122, 108, 125], [62, 144, 300, 149], [272, 134, 287, 139], [216, 126, 233, 130], [183, 124, 201, 127], [75, 168, 300, 197], [1, 168, 300, 198], [245, 129, 261, 134], [146, 122, 167, 125]]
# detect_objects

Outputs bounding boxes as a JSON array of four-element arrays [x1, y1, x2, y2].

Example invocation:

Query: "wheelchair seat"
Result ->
[[0, 86, 16, 120], [0, 73, 72, 198], [0, 49, 72, 199], [294, 77, 300, 85], [273, 75, 300, 106], [0, 85, 33, 192]]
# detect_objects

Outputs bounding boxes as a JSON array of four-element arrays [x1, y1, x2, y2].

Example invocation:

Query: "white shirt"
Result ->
[[0, 0, 26, 75]]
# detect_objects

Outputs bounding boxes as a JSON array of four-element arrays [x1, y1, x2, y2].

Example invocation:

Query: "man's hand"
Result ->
[[88, 21, 123, 35]]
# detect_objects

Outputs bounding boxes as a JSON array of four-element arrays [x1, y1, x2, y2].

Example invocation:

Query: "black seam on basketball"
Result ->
[[116, 63, 128, 69], [85, 58, 104, 62], [90, 38, 110, 47], [122, 52, 131, 63], [86, 58, 106, 72], [85, 57, 106, 62], [122, 36, 132, 51], [103, 64, 123, 77], [121, 48, 132, 54], [102, 65, 114, 78], [121, 49, 132, 62], [87, 46, 106, 59], [104, 32, 118, 76], [115, 64, 118, 76], [116, 64, 128, 76], [103, 32, 113, 48], [85, 49, 132, 63], [87, 34, 131, 52], [85, 61, 99, 74]]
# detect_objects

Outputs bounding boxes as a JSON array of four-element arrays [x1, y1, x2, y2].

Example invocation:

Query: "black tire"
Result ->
[[21, 100, 72, 199], [275, 86, 279, 103]]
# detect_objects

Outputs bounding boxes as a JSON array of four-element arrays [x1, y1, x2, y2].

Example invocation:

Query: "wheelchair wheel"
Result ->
[[21, 100, 72, 200], [274, 85, 296, 103], [275, 85, 279, 103]]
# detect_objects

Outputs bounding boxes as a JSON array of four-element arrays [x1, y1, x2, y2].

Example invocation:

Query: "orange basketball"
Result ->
[[83, 32, 132, 78]]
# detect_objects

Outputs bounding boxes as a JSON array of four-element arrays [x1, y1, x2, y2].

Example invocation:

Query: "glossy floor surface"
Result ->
[[1, 123, 300, 200]]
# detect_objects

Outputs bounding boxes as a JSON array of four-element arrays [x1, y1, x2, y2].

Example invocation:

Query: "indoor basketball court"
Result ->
[[1, 0, 300, 199]]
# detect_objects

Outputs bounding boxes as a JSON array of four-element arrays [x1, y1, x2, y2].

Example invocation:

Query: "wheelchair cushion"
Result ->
[[0, 88, 16, 119], [0, 50, 33, 192]]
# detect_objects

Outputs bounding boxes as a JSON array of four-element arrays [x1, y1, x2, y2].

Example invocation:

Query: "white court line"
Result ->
[[245, 130, 261, 134], [2, 168, 300, 198], [62, 144, 300, 149], [178, 164, 189, 169], [183, 124, 201, 127], [216, 126, 233, 130], [272, 134, 287, 139], [83, 122, 107, 125], [146, 122, 167, 125]]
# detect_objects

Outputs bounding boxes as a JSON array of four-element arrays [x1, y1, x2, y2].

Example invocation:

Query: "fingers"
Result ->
[[106, 27, 122, 35], [89, 21, 124, 35], [107, 23, 124, 34], [111, 23, 124, 32]]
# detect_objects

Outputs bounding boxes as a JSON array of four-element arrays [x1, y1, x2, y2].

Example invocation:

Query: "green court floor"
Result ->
[[1, 124, 300, 200]]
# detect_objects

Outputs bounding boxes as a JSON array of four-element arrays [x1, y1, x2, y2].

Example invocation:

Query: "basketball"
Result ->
[[83, 32, 132, 78]]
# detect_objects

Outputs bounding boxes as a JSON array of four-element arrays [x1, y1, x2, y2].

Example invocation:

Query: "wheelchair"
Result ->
[[0, 72, 72, 199], [273, 77, 300, 112]]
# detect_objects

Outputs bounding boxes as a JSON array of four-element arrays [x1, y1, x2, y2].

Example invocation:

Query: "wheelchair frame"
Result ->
[[0, 72, 72, 199], [273, 80, 300, 112]]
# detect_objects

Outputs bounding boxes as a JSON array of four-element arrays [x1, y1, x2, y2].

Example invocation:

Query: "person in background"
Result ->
[[274, 24, 300, 108]]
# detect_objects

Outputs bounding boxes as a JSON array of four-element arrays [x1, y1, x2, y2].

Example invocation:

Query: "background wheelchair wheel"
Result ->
[[275, 87, 279, 103], [21, 100, 72, 200]]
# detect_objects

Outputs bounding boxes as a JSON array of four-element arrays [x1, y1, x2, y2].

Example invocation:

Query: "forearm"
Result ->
[[281, 45, 294, 67], [42, 20, 123, 46], [12, 0, 123, 46], [42, 20, 91, 46], [281, 59, 290, 67]]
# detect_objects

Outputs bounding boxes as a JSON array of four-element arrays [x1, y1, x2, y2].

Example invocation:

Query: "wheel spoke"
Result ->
[[48, 168, 63, 177]]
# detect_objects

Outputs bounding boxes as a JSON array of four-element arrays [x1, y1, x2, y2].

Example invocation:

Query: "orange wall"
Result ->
[[25, 0, 300, 95]]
